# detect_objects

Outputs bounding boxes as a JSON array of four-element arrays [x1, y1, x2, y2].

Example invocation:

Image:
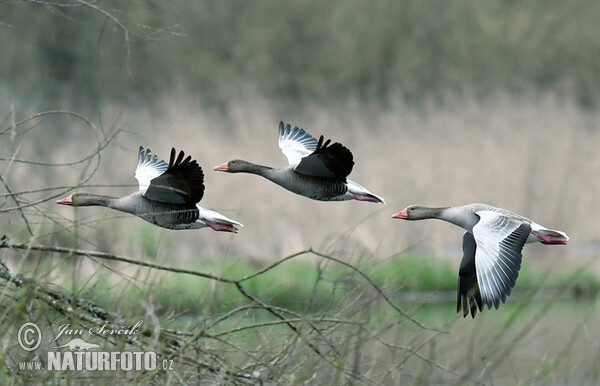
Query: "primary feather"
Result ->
[[278, 121, 319, 165], [135, 146, 168, 194]]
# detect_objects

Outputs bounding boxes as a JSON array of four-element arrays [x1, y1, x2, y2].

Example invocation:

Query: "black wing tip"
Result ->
[[315, 136, 351, 158], [458, 292, 484, 318], [166, 148, 199, 169], [316, 135, 333, 150], [457, 296, 474, 318], [152, 148, 204, 204], [169, 147, 177, 166], [307, 136, 354, 179]]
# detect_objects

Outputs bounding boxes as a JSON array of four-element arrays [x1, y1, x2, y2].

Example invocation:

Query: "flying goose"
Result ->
[[57, 147, 243, 232], [392, 203, 568, 317], [214, 121, 385, 203]]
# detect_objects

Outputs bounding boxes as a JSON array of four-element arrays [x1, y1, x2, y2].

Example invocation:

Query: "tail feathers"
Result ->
[[346, 180, 386, 204], [533, 229, 569, 245], [197, 206, 243, 233]]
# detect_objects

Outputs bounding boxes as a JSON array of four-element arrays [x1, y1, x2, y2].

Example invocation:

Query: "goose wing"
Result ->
[[144, 148, 205, 205], [472, 210, 531, 310], [278, 121, 318, 166], [293, 135, 354, 180], [457, 231, 483, 318], [135, 146, 169, 194]]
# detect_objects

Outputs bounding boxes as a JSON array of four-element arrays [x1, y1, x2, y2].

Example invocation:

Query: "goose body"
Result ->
[[214, 122, 385, 203], [57, 147, 242, 233], [392, 203, 569, 317]]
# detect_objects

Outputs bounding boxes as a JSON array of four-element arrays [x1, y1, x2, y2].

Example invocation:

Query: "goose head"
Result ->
[[56, 193, 110, 207], [392, 205, 441, 220], [214, 160, 262, 173]]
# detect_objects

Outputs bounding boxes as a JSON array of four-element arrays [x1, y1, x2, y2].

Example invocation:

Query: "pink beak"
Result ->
[[56, 195, 73, 205], [392, 209, 408, 219], [214, 162, 229, 172]]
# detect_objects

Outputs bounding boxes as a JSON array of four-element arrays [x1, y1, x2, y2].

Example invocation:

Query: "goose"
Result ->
[[214, 121, 385, 203], [57, 147, 243, 232], [392, 203, 569, 318]]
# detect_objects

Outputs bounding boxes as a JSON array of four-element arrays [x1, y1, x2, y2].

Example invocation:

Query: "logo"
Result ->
[[51, 338, 101, 351], [18, 322, 42, 351], [16, 321, 173, 372]]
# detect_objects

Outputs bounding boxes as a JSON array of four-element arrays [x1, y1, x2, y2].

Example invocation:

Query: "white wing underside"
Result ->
[[134, 147, 168, 194], [278, 123, 318, 165], [473, 210, 530, 309]]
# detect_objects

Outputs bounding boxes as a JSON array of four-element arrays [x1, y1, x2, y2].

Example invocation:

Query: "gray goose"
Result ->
[[392, 203, 569, 317], [57, 147, 242, 232], [214, 121, 385, 203]]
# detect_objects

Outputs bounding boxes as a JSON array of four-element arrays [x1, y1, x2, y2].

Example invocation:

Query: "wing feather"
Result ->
[[293, 135, 354, 180], [457, 231, 483, 318], [144, 148, 205, 205], [472, 210, 531, 310], [278, 121, 318, 165], [135, 146, 169, 194]]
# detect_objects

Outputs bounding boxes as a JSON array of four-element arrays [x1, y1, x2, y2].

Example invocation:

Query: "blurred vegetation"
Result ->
[[47, 254, 600, 316], [6, 245, 600, 383], [1, 2, 599, 383], [2, 0, 600, 109]]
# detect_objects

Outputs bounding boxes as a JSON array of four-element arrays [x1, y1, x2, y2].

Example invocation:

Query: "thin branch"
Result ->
[[237, 249, 311, 281], [0, 128, 120, 213], [0, 235, 438, 383], [74, 0, 133, 80], [0, 173, 33, 236], [0, 238, 237, 283], [309, 249, 439, 332], [209, 317, 362, 338], [0, 110, 98, 137]]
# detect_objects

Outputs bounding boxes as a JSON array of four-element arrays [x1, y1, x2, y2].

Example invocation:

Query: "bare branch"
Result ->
[[0, 237, 237, 283], [309, 249, 440, 332]]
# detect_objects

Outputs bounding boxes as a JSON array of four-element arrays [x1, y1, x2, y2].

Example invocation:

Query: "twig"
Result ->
[[0, 173, 33, 236], [0, 238, 407, 382], [0, 110, 98, 137], [0, 238, 237, 283], [309, 249, 438, 331], [0, 252, 255, 383], [74, 0, 133, 80], [209, 317, 363, 339]]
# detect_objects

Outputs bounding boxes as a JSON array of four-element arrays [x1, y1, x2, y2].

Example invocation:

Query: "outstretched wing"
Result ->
[[135, 146, 169, 194], [473, 211, 531, 310], [293, 135, 354, 180], [278, 121, 318, 165], [143, 148, 205, 205], [457, 232, 483, 318]]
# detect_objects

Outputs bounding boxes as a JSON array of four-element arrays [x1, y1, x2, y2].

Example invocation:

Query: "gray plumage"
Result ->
[[216, 161, 349, 201], [57, 147, 242, 232], [214, 121, 385, 203], [393, 203, 569, 318]]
